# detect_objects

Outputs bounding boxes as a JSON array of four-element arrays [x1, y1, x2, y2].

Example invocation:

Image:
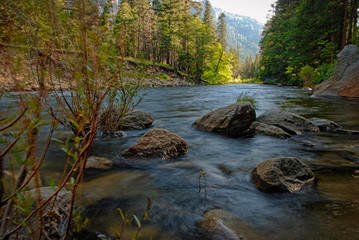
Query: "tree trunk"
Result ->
[[342, 0, 349, 49]]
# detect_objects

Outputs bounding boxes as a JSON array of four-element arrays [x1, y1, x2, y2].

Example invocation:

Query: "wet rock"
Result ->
[[192, 102, 256, 137], [332, 128, 359, 135], [86, 156, 114, 170], [249, 121, 291, 139], [314, 44, 359, 98], [80, 172, 150, 206], [309, 118, 359, 135], [157, 161, 197, 169], [12, 187, 71, 239], [309, 118, 342, 132], [198, 209, 245, 240], [123, 128, 188, 160], [256, 110, 319, 135], [100, 130, 127, 138], [251, 157, 315, 193], [100, 108, 153, 132], [121, 109, 154, 130], [198, 217, 240, 240]]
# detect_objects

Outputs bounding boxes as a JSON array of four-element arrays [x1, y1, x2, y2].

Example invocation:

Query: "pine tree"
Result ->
[[203, 0, 216, 38], [217, 12, 228, 50], [114, 0, 136, 56], [230, 45, 241, 79], [133, 0, 154, 59]]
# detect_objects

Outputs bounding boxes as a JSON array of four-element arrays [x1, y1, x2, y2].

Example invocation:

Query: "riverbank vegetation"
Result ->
[[0, 0, 143, 238], [0, 0, 263, 91], [259, 0, 358, 86]]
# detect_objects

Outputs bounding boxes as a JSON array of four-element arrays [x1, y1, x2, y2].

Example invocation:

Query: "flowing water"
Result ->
[[2, 84, 359, 239]]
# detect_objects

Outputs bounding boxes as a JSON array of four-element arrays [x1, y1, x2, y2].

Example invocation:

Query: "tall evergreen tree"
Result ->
[[133, 0, 154, 59], [203, 0, 216, 38], [230, 45, 241, 79], [114, 0, 136, 56], [217, 13, 228, 50]]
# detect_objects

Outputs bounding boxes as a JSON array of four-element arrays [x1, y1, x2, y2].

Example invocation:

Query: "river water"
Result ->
[[3, 84, 359, 239]]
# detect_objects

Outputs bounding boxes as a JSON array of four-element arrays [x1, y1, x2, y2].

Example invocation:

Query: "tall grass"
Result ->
[[236, 91, 258, 109]]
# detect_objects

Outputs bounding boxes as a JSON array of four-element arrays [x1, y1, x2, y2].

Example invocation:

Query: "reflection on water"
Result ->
[[3, 84, 359, 239]]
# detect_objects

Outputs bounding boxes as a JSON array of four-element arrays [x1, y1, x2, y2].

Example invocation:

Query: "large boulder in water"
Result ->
[[123, 128, 188, 160], [256, 110, 319, 135], [251, 157, 315, 193], [192, 102, 256, 137], [314, 44, 359, 98]]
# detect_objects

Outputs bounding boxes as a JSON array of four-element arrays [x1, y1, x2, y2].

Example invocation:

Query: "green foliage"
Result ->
[[111, 197, 152, 240], [72, 208, 90, 236], [217, 13, 228, 49], [236, 91, 257, 109], [202, 43, 233, 84], [299, 65, 315, 87], [313, 62, 336, 85], [158, 73, 170, 80], [259, 0, 344, 85]]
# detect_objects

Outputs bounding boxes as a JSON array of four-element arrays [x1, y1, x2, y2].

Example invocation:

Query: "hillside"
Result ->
[[212, 7, 263, 60]]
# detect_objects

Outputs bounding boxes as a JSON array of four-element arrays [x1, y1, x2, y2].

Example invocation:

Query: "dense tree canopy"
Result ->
[[260, 0, 359, 86]]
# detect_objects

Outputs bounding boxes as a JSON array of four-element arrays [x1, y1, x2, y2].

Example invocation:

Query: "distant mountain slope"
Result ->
[[212, 7, 264, 60]]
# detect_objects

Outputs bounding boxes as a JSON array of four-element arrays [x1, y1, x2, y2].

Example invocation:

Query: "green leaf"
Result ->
[[117, 208, 125, 220], [133, 214, 141, 228], [110, 227, 122, 237]]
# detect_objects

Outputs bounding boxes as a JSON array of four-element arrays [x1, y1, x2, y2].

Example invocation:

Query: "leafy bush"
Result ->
[[299, 65, 315, 87], [236, 91, 257, 109], [313, 62, 336, 85]]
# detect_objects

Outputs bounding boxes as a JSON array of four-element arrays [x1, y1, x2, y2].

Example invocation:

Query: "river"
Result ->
[[3, 84, 359, 239]]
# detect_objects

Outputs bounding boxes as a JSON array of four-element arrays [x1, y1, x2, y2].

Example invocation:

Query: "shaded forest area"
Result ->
[[260, 0, 359, 86]]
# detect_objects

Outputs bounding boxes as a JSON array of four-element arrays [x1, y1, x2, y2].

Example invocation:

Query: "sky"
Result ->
[[209, 0, 277, 24]]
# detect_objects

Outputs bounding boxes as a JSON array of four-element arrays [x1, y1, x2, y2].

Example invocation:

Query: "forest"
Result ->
[[260, 0, 359, 86]]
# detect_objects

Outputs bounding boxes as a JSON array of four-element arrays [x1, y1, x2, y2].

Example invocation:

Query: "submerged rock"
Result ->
[[198, 209, 243, 240], [314, 44, 359, 98], [86, 156, 114, 170], [198, 217, 240, 240], [256, 110, 319, 135], [251, 157, 315, 193], [192, 102, 256, 137], [249, 121, 291, 139], [309, 118, 359, 135], [123, 128, 188, 160], [309, 118, 342, 132]]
